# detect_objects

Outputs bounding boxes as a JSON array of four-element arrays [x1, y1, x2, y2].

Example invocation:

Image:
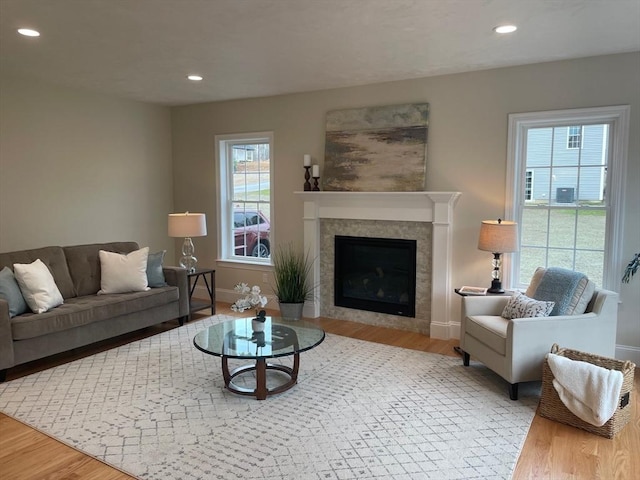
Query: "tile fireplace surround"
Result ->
[[295, 191, 461, 340]]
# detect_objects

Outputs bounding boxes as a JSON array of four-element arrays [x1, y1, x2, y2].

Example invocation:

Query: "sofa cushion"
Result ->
[[146, 250, 168, 287], [10, 286, 179, 340], [501, 291, 555, 320], [465, 315, 508, 356], [13, 259, 65, 314], [90, 286, 179, 323], [0, 266, 29, 317], [64, 242, 139, 296], [526, 267, 595, 316], [11, 301, 94, 340], [98, 247, 150, 294], [0, 246, 76, 299]]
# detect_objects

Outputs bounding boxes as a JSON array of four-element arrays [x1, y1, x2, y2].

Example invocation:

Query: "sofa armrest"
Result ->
[[0, 299, 15, 371], [163, 267, 189, 318]]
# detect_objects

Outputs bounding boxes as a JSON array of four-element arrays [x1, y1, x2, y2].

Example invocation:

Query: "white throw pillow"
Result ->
[[13, 259, 64, 314], [98, 247, 150, 294]]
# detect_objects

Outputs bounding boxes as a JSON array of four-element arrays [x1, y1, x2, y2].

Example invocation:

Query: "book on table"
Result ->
[[459, 286, 488, 295]]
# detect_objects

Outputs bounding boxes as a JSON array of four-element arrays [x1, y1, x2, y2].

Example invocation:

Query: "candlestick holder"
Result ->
[[312, 176, 320, 191], [304, 166, 311, 191]]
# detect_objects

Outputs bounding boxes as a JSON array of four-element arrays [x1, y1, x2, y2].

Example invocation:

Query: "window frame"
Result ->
[[505, 106, 629, 291], [216, 131, 274, 267]]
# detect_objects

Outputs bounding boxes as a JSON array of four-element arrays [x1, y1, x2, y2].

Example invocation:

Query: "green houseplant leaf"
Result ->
[[272, 243, 314, 303], [622, 252, 640, 283]]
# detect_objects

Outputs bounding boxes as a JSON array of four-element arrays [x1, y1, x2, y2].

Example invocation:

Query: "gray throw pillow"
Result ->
[[146, 250, 168, 287], [0, 266, 29, 317]]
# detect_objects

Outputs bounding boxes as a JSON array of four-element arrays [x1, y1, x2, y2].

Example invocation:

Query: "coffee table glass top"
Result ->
[[193, 316, 325, 360]]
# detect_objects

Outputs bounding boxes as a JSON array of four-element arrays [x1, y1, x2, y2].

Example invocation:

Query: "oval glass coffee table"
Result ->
[[193, 316, 325, 400]]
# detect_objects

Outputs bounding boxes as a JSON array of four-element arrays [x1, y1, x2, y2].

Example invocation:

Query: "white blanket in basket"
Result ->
[[547, 353, 623, 427]]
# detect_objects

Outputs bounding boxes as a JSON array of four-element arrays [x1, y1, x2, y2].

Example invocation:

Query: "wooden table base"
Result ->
[[222, 353, 300, 400]]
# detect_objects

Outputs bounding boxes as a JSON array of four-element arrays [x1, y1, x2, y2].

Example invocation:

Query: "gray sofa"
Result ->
[[0, 242, 189, 381]]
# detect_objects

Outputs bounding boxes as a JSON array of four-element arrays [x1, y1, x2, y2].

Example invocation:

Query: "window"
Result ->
[[506, 106, 629, 291], [524, 170, 533, 201], [216, 132, 273, 264], [567, 125, 583, 149]]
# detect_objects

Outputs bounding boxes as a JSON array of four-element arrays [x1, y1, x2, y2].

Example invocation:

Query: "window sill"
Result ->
[[216, 259, 272, 271]]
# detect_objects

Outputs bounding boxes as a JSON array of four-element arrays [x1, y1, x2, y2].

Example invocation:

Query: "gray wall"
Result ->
[[0, 53, 638, 361], [172, 52, 640, 361], [0, 75, 175, 259]]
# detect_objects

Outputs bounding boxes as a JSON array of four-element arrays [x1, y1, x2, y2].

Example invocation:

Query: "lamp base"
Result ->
[[180, 255, 197, 273], [487, 279, 504, 294], [180, 237, 197, 273]]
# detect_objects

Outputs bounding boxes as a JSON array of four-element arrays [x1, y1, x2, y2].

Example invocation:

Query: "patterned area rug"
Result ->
[[0, 315, 539, 479]]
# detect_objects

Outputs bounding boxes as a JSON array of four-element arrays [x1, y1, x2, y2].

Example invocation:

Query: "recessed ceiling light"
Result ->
[[187, 75, 203, 81], [17, 28, 40, 37], [493, 25, 517, 34]]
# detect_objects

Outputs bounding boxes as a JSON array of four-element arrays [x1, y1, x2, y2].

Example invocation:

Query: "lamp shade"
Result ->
[[168, 212, 207, 238], [477, 219, 519, 253]]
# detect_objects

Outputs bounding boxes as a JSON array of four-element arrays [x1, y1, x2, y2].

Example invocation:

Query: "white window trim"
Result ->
[[215, 131, 274, 267], [505, 105, 629, 291]]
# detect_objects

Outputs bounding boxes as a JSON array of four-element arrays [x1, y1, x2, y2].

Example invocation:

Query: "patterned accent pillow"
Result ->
[[502, 291, 555, 320]]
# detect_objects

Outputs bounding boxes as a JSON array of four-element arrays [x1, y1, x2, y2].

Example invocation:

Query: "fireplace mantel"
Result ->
[[295, 191, 462, 340]]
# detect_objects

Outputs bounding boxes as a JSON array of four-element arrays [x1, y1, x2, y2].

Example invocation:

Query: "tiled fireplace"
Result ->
[[295, 191, 461, 339], [321, 218, 429, 333]]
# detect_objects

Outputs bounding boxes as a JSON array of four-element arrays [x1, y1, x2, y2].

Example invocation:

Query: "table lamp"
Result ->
[[477, 218, 519, 293], [168, 212, 207, 272]]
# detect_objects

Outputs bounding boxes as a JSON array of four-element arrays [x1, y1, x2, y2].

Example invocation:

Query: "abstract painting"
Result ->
[[322, 103, 428, 191]]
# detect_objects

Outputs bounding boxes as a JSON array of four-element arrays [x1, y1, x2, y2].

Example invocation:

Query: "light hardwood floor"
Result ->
[[0, 304, 637, 479]]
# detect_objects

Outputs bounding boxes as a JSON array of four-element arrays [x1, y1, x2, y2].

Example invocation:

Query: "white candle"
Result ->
[[303, 154, 311, 167], [312, 165, 319, 177]]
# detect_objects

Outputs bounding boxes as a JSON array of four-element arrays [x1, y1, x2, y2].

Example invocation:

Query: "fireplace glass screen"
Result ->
[[334, 235, 416, 317]]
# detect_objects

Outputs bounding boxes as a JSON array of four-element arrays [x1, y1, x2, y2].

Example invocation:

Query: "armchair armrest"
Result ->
[[462, 295, 510, 317], [510, 311, 617, 356], [163, 267, 189, 318], [0, 299, 15, 371], [506, 309, 618, 382]]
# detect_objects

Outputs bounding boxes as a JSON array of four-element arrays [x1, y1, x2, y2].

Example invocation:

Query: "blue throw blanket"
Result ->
[[533, 267, 587, 316]]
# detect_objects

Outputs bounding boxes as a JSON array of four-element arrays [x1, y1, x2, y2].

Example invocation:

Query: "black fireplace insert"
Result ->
[[334, 235, 416, 317]]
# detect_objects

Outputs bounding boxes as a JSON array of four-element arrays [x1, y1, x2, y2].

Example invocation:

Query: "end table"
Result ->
[[187, 268, 216, 320]]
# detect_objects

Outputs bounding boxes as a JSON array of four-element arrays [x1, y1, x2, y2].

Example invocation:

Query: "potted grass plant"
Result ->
[[272, 242, 314, 321]]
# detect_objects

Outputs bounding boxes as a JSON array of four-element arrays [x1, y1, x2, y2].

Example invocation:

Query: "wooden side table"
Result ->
[[187, 268, 216, 320]]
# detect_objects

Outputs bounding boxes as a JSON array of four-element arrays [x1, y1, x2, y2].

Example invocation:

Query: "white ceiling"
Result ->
[[1, 0, 639, 106]]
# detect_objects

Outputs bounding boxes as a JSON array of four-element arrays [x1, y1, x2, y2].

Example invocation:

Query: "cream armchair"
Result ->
[[460, 287, 618, 400]]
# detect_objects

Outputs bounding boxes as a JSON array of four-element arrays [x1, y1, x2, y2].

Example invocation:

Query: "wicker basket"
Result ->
[[538, 344, 635, 439]]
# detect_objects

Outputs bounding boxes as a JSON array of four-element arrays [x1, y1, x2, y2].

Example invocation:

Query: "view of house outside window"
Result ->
[[508, 106, 628, 292], [216, 133, 272, 264], [519, 124, 608, 285]]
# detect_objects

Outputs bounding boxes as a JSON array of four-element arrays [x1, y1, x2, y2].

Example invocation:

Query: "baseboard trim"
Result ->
[[615, 344, 640, 364]]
